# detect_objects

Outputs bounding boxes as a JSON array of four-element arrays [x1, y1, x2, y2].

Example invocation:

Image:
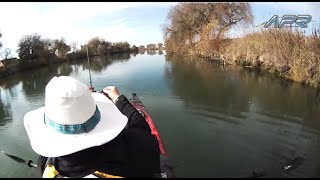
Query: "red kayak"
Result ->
[[129, 93, 175, 178]]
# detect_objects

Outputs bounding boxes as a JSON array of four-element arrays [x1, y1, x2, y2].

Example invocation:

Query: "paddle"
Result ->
[[244, 156, 304, 178], [1, 151, 37, 168]]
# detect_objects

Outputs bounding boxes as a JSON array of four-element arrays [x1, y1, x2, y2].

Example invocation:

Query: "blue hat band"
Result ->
[[44, 106, 101, 134]]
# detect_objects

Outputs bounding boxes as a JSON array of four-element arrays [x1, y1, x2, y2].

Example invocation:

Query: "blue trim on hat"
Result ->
[[44, 106, 101, 134]]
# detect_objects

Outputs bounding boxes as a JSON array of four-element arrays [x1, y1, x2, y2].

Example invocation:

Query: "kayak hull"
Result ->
[[129, 93, 175, 178]]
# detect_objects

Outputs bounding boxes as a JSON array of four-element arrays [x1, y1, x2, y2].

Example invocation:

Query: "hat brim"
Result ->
[[24, 92, 128, 157]]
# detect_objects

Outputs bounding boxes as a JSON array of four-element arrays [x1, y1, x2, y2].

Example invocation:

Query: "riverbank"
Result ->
[[167, 28, 320, 89], [224, 28, 320, 89], [0, 50, 137, 79], [0, 56, 67, 78]]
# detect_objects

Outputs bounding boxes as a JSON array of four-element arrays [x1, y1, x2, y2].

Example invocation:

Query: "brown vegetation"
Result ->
[[224, 28, 320, 87], [163, 2, 320, 88], [163, 2, 252, 55]]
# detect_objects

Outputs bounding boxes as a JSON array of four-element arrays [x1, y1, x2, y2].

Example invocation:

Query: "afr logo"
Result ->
[[263, 15, 312, 28]]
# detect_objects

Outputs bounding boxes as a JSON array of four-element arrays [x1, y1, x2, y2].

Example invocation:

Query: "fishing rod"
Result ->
[[85, 43, 112, 100], [86, 44, 95, 92], [1, 151, 37, 168]]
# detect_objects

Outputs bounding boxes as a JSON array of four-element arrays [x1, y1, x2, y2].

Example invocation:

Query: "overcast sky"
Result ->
[[0, 2, 319, 58]]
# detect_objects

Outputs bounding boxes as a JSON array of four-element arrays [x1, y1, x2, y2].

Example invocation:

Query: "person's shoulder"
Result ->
[[123, 128, 158, 144], [107, 128, 158, 150], [123, 128, 154, 137]]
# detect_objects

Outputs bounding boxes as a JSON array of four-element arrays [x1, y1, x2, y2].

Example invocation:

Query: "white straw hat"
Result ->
[[24, 76, 128, 157]]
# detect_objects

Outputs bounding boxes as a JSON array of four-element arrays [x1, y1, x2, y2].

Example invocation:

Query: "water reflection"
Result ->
[[21, 64, 73, 101], [164, 53, 249, 115], [132, 51, 138, 57], [146, 50, 157, 55], [0, 53, 132, 99], [137, 50, 164, 56], [0, 64, 71, 114], [0, 95, 12, 127], [1, 53, 320, 177], [0, 81, 19, 100], [164, 53, 320, 126], [79, 53, 130, 73], [0, 53, 132, 129], [164, 53, 320, 177]]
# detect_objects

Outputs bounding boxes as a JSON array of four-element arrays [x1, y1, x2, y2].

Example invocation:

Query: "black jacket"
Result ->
[[38, 95, 161, 178]]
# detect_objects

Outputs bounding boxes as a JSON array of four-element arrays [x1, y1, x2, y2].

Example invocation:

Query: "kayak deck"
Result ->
[[129, 93, 175, 178]]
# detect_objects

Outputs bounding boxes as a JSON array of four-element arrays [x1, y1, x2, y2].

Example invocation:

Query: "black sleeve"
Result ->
[[115, 95, 151, 133], [37, 155, 48, 175]]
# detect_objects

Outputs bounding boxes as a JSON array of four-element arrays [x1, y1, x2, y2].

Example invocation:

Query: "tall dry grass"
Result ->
[[223, 27, 320, 88]]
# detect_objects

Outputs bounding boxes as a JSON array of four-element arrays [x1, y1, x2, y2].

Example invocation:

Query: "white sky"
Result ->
[[0, 2, 319, 58]]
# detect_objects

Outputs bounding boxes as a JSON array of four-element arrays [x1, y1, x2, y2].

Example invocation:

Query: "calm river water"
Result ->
[[0, 51, 320, 177]]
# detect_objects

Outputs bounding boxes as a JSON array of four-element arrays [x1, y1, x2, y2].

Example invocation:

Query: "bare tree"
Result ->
[[87, 37, 102, 54], [53, 37, 71, 56], [162, 2, 253, 53], [43, 38, 53, 50], [139, 45, 145, 49], [2, 48, 12, 59], [0, 31, 2, 49], [71, 41, 78, 53], [110, 41, 130, 53], [99, 40, 112, 54]]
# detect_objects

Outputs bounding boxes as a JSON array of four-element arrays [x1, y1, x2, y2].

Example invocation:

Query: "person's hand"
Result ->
[[102, 86, 121, 103]]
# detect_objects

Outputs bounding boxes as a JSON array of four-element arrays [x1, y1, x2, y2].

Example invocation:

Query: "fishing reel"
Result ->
[[89, 86, 112, 101], [89, 85, 95, 92]]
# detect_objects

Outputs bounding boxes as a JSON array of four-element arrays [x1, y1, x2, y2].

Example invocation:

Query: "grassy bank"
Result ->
[[223, 28, 320, 88], [168, 28, 320, 89], [163, 2, 320, 89]]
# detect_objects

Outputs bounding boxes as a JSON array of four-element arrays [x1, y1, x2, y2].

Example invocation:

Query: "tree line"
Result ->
[[14, 34, 137, 62], [0, 33, 165, 61], [139, 43, 164, 51]]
